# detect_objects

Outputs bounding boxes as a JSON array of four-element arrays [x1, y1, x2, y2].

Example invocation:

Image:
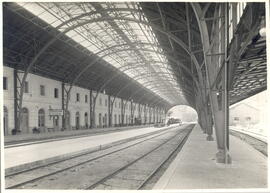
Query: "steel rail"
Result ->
[[5, 125, 179, 189], [86, 125, 192, 189], [137, 125, 193, 189]]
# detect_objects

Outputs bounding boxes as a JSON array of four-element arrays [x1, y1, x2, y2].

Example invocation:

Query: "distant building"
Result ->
[[229, 103, 260, 126]]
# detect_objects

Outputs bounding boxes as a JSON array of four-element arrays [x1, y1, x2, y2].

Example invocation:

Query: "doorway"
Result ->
[[85, 112, 88, 128], [38, 109, 45, 131], [53, 116, 59, 130], [20, 107, 29, 133]]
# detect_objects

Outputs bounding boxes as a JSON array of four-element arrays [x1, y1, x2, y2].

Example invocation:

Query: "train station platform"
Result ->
[[4, 125, 152, 146], [153, 124, 268, 189], [4, 125, 171, 169], [230, 126, 267, 143]]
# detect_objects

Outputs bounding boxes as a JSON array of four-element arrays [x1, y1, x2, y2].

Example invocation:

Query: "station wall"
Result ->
[[229, 103, 260, 126], [3, 66, 165, 135]]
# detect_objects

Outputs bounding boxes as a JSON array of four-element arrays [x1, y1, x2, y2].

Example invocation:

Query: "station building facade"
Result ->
[[229, 103, 260, 126], [3, 66, 166, 135]]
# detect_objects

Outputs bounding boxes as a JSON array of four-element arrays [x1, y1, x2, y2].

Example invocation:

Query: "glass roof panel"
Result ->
[[16, 2, 187, 105]]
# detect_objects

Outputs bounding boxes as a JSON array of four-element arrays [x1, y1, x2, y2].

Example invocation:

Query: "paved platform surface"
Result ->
[[154, 124, 267, 189], [4, 125, 171, 169], [4, 125, 151, 145], [230, 126, 267, 143]]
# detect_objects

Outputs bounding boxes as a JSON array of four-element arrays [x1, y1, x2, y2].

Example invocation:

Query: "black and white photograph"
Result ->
[[1, 1, 268, 192]]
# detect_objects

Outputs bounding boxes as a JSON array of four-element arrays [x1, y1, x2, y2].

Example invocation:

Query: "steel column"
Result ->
[[191, 3, 231, 163], [108, 95, 111, 127], [13, 67, 19, 132], [90, 90, 93, 128], [61, 82, 65, 130]]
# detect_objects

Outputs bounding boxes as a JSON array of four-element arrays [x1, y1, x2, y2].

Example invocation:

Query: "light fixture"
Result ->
[[259, 27, 266, 38], [259, 16, 266, 37]]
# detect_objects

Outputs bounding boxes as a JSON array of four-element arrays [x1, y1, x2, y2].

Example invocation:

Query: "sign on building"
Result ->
[[49, 109, 63, 116]]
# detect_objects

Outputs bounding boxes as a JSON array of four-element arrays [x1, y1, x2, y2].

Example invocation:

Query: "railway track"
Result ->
[[6, 124, 194, 189], [5, 125, 176, 177], [230, 129, 267, 156], [90, 125, 193, 190], [5, 125, 177, 186]]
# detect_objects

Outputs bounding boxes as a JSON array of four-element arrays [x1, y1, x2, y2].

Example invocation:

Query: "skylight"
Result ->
[[16, 2, 187, 105]]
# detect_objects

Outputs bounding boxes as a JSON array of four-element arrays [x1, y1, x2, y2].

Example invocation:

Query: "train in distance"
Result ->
[[167, 118, 182, 126]]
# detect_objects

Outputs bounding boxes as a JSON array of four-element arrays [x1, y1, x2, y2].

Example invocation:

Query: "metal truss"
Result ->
[[6, 2, 202, 107]]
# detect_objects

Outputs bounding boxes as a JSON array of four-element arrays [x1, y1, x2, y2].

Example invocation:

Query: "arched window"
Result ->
[[21, 107, 29, 133], [4, 106, 8, 135], [75, 112, 80, 129], [38, 109, 45, 127]]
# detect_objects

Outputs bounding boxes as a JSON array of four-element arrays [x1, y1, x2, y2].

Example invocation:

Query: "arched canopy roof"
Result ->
[[3, 2, 266, 110], [4, 2, 196, 110]]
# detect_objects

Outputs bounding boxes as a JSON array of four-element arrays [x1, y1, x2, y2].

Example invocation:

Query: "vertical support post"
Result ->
[[153, 107, 155, 123], [187, 3, 212, 139], [191, 3, 231, 163], [93, 93, 97, 128], [61, 82, 65, 130], [121, 99, 124, 125], [155, 108, 157, 123], [224, 2, 230, 161], [144, 104, 146, 124], [231, 3, 237, 33], [108, 95, 111, 127], [138, 103, 141, 124], [158, 108, 160, 123], [148, 107, 150, 124], [13, 67, 19, 132], [156, 107, 159, 123], [90, 90, 98, 128], [90, 90, 93, 128], [130, 100, 133, 125]]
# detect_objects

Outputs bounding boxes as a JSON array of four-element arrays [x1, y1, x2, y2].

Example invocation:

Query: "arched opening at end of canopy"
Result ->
[[166, 105, 198, 125]]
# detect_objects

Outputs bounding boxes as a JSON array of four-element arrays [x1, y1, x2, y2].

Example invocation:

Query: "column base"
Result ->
[[216, 149, 232, 164], [206, 135, 214, 141]]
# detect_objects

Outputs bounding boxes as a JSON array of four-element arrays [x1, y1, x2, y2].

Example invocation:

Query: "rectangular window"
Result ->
[[40, 85, 45, 96], [105, 99, 107, 106], [54, 88, 58, 98], [246, 117, 251, 121], [234, 117, 239, 121], [3, 77, 7, 90], [24, 81, 29, 93], [85, 95, 88, 103], [76, 93, 80, 102]]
